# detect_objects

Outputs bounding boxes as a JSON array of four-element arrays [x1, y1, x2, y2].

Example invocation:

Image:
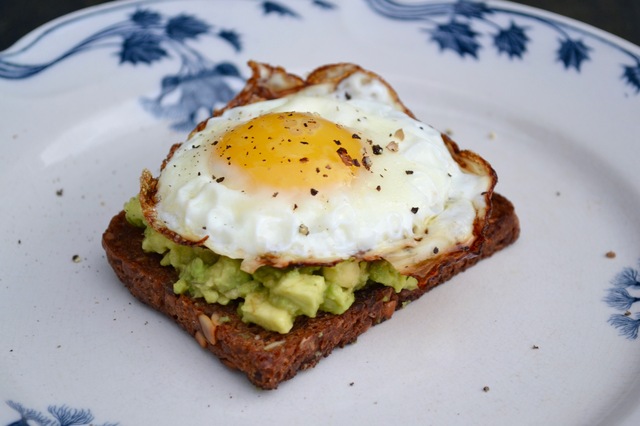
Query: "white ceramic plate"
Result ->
[[1, 1, 639, 424]]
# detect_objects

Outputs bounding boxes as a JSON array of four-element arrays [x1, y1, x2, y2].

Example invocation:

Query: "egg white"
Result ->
[[154, 74, 491, 273]]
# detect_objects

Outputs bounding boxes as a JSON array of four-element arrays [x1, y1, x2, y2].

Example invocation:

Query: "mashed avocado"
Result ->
[[125, 196, 418, 333]]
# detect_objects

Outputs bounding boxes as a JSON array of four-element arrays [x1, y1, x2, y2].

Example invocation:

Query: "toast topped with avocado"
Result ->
[[102, 62, 520, 389]]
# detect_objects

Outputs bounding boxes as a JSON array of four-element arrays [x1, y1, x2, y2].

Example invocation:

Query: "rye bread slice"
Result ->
[[101, 193, 519, 390]]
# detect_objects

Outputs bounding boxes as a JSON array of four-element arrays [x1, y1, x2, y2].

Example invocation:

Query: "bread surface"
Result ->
[[102, 193, 519, 389]]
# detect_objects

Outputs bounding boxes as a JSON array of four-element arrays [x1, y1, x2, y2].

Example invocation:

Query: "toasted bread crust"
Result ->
[[102, 193, 518, 390]]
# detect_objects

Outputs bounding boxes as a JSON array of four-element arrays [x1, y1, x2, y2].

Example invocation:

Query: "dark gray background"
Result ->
[[1, 0, 639, 50]]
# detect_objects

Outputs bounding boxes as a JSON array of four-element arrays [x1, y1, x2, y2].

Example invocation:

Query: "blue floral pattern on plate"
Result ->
[[605, 260, 640, 339], [365, 0, 640, 88], [0, 0, 335, 131], [124, 9, 244, 131], [4, 401, 117, 426], [0, 0, 638, 131]]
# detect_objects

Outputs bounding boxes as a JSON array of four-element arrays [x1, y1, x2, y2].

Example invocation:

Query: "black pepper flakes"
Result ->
[[310, 188, 318, 196], [334, 139, 342, 146], [72, 254, 82, 263], [376, 185, 381, 191], [56, 189, 64, 197], [300, 157, 309, 163], [405, 170, 414, 175], [362, 156, 372, 170], [216, 177, 225, 183], [352, 133, 361, 139], [433, 247, 439, 254], [337, 147, 355, 167], [411, 207, 419, 214], [372, 144, 383, 155]]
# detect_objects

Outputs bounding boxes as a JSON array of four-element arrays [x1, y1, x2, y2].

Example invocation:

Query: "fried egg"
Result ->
[[146, 63, 495, 275]]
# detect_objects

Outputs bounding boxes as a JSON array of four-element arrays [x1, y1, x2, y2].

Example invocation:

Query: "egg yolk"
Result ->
[[215, 112, 363, 192]]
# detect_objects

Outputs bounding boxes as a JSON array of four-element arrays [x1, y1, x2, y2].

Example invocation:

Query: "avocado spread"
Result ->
[[124, 197, 418, 333]]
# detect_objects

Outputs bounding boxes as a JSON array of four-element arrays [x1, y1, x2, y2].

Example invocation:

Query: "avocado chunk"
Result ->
[[123, 196, 145, 227], [321, 282, 355, 314], [322, 259, 368, 290], [240, 291, 294, 334], [270, 269, 327, 318], [369, 260, 419, 292]]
